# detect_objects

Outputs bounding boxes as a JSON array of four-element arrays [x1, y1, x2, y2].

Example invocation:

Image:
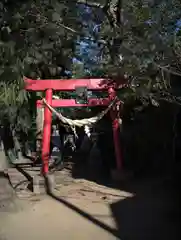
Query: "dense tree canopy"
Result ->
[[1, 0, 181, 127], [0, 0, 80, 126], [74, 0, 181, 105]]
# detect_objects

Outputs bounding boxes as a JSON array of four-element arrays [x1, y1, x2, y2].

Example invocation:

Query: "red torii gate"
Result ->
[[24, 77, 124, 176]]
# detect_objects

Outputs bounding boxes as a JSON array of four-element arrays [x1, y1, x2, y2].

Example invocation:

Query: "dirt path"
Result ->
[[0, 171, 180, 240], [0, 177, 119, 240], [1, 197, 119, 240]]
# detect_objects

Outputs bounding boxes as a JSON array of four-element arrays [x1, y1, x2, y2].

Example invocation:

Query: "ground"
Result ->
[[0, 152, 180, 240]]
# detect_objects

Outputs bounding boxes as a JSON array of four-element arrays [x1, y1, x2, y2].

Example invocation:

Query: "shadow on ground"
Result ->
[[110, 174, 180, 240], [45, 165, 180, 240], [44, 174, 120, 238]]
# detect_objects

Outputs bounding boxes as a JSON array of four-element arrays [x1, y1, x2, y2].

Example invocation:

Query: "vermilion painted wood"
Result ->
[[23, 76, 124, 174], [41, 89, 52, 174], [36, 98, 110, 108], [24, 77, 126, 91]]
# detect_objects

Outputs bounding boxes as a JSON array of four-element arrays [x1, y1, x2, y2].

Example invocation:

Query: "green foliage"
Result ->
[[73, 0, 181, 106], [0, 0, 80, 127], [1, 0, 181, 129], [72, 61, 86, 78]]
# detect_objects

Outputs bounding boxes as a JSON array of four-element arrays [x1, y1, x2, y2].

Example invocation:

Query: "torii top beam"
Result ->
[[23, 77, 126, 91]]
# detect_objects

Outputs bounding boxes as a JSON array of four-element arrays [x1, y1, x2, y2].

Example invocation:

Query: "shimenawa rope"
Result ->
[[42, 97, 120, 128]]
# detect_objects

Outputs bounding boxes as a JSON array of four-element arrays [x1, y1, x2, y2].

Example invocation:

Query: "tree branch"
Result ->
[[76, 0, 104, 8], [154, 63, 181, 77], [57, 22, 78, 33], [108, 0, 123, 28]]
